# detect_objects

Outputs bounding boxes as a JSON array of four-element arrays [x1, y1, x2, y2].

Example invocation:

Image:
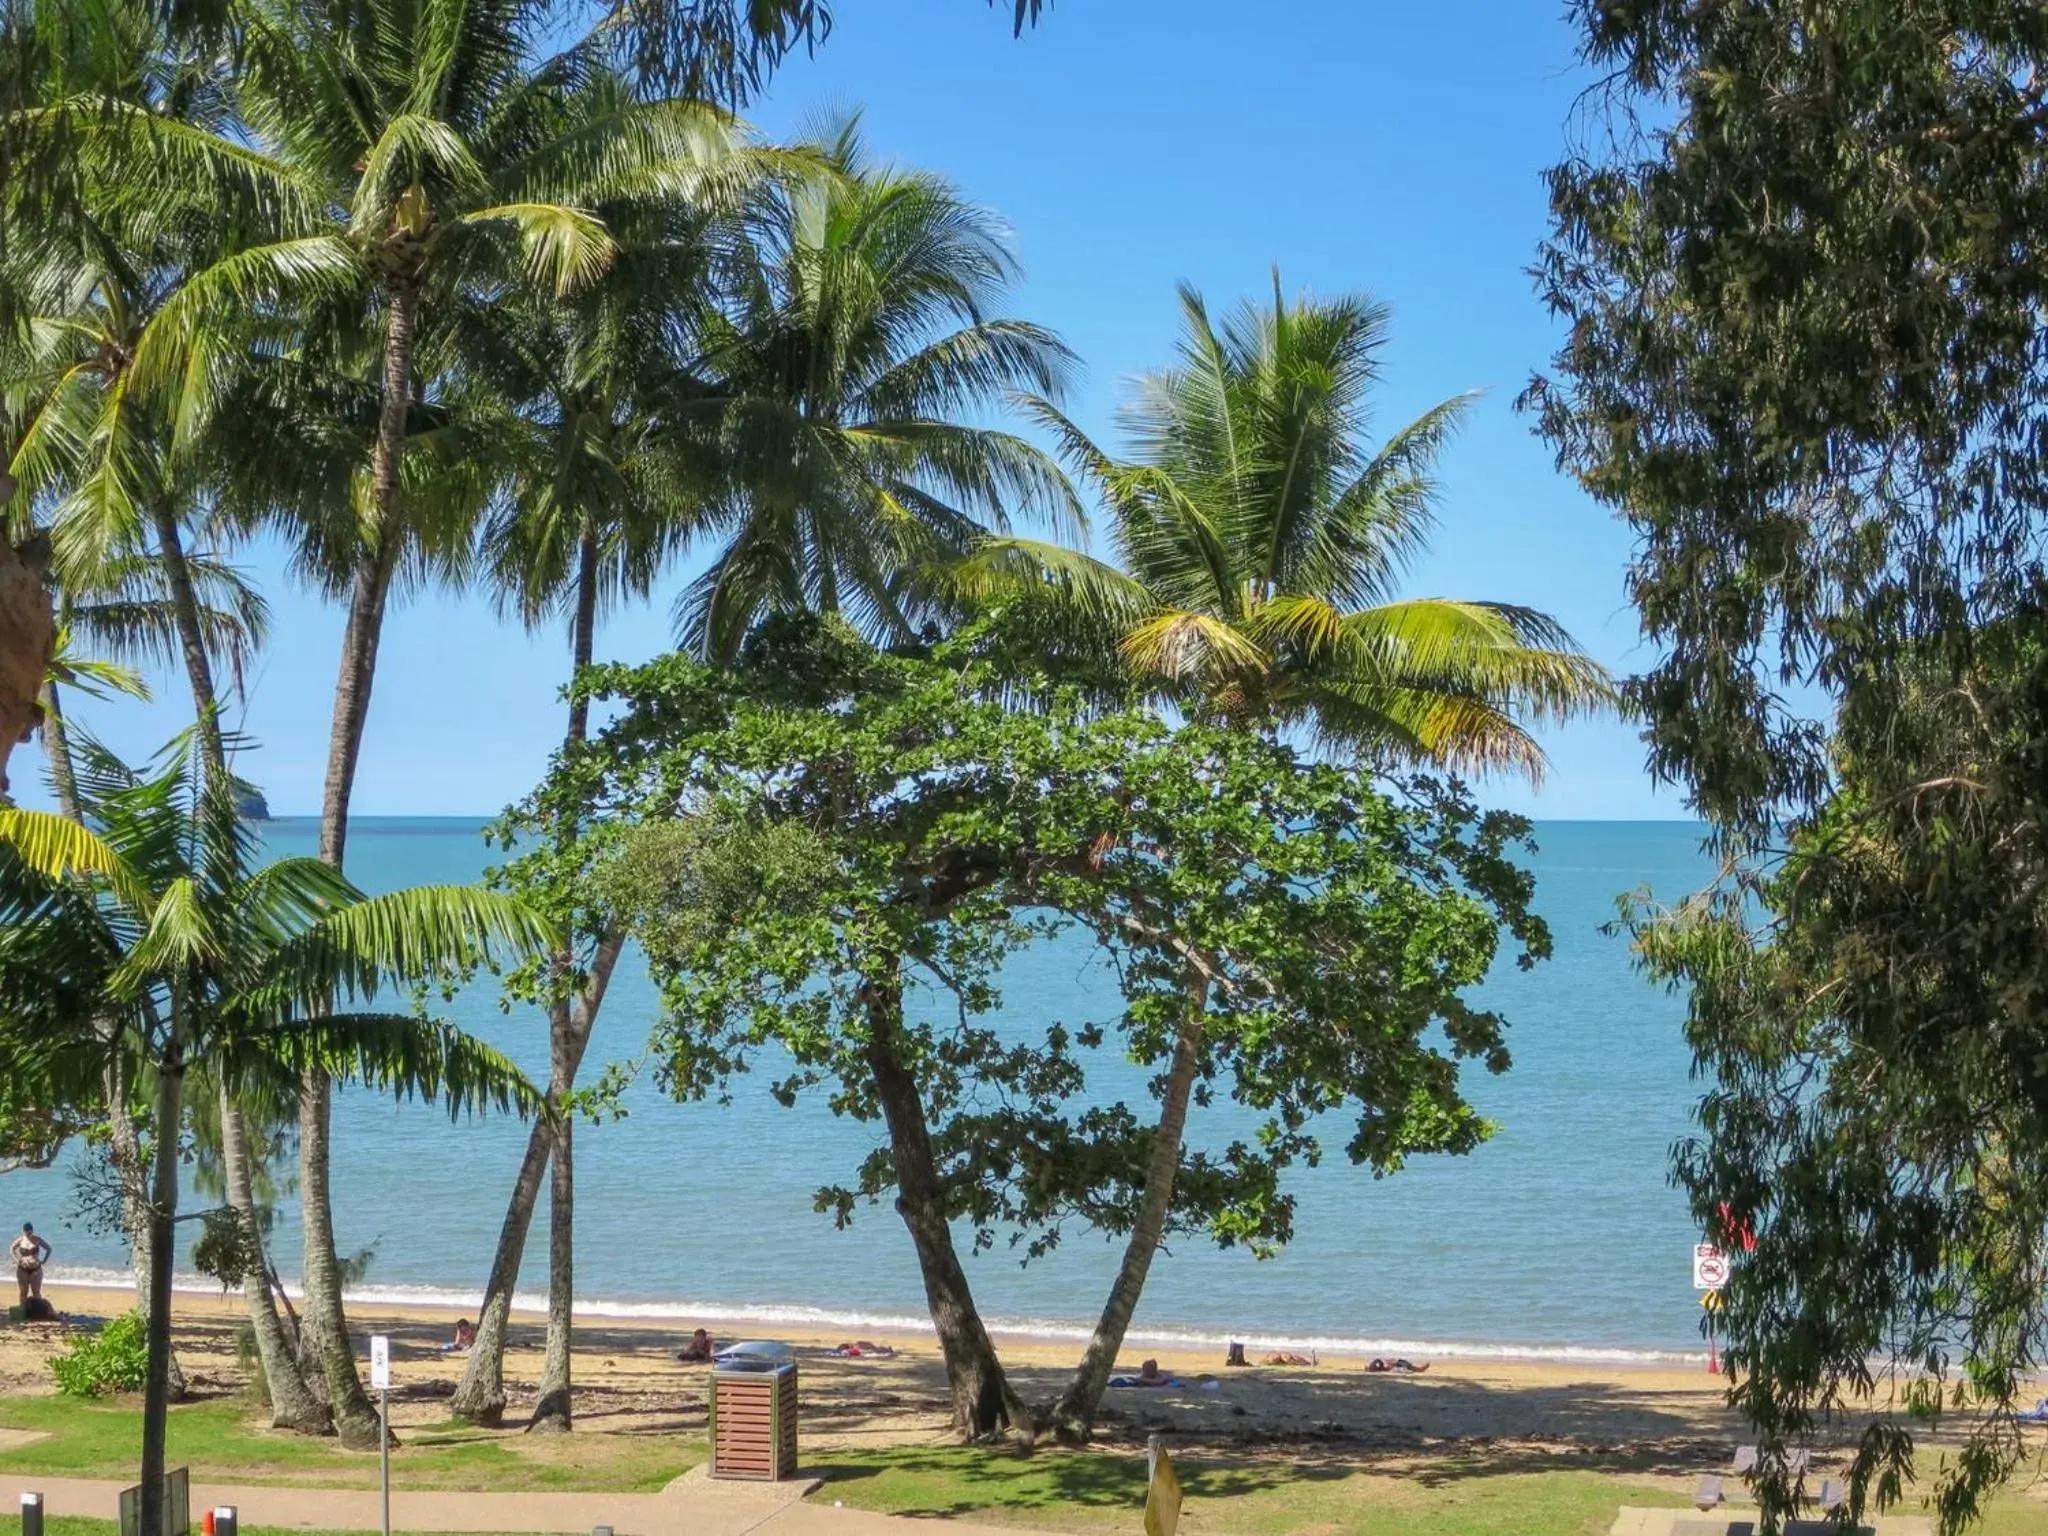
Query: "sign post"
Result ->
[[369, 1335, 392, 1536], [1693, 1245, 1730, 1376], [1144, 1434, 1183, 1536]]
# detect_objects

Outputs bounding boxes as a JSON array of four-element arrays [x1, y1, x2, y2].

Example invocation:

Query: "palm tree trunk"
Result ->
[[296, 1070, 381, 1446], [528, 1108, 573, 1432], [563, 520, 599, 744], [861, 956, 1025, 1441], [450, 1118, 550, 1424], [146, 502, 226, 777], [301, 277, 417, 1450], [138, 1022, 184, 1536], [38, 680, 80, 822], [103, 1049, 189, 1403], [454, 936, 623, 1424], [527, 520, 605, 1434], [220, 1088, 329, 1431], [1050, 977, 1208, 1441]]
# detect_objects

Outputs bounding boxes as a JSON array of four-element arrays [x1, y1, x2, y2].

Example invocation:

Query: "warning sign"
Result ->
[[1693, 1244, 1731, 1290]]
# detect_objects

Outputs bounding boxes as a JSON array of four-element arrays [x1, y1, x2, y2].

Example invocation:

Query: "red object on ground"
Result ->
[[202, 1510, 215, 1536]]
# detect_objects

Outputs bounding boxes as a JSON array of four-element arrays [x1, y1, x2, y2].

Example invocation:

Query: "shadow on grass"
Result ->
[[810, 1443, 1352, 1520]]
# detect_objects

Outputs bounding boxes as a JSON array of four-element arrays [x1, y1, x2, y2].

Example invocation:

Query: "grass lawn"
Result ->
[[0, 1395, 700, 1492], [811, 1443, 2048, 1536], [810, 1443, 1698, 1535]]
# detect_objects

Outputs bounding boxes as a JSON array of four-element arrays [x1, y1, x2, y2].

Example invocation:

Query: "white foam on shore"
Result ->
[[50, 1265, 1708, 1368]]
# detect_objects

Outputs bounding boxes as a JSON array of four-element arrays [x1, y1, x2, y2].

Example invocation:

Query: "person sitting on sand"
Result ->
[[1367, 1357, 1428, 1373], [440, 1319, 476, 1354], [1264, 1350, 1318, 1367], [676, 1328, 716, 1363]]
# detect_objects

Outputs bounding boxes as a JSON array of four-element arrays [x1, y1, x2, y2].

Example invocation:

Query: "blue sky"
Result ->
[[32, 0, 1682, 821]]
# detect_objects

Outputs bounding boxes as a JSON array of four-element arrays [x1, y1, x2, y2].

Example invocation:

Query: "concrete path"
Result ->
[[1610, 1507, 1934, 1536], [0, 1467, 1033, 1536]]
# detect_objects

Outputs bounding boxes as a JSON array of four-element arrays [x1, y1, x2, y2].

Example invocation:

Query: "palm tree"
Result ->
[[148, 6, 769, 1442], [449, 162, 745, 1426], [31, 549, 267, 1408], [38, 550, 267, 817], [952, 277, 1615, 1438], [0, 739, 549, 1535], [0, 3, 348, 1424], [955, 277, 1613, 776], [678, 115, 1079, 658]]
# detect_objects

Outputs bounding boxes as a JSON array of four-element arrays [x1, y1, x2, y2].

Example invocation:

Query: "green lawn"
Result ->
[[810, 1444, 1696, 1536], [0, 1395, 699, 1493], [810, 1443, 2048, 1536]]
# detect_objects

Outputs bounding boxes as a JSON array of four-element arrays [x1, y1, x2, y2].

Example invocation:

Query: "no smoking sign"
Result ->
[[1693, 1243, 1731, 1290]]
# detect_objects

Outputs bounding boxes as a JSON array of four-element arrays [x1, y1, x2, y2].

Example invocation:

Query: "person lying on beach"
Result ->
[[830, 1340, 896, 1358], [1264, 1350, 1318, 1366], [440, 1318, 476, 1354], [1367, 1357, 1428, 1373], [676, 1328, 716, 1363], [1110, 1358, 1180, 1388]]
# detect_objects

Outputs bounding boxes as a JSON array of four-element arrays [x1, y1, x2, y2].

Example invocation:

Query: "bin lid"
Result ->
[[714, 1339, 796, 1372]]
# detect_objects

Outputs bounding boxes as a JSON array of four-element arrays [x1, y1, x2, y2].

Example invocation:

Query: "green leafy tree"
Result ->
[[1628, 625, 2048, 1534], [951, 277, 1613, 778], [512, 618, 1547, 1440], [0, 739, 549, 1533], [678, 116, 1079, 658], [1532, 4, 2048, 1529]]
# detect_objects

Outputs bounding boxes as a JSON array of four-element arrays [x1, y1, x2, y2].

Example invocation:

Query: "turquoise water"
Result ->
[[5, 818, 1716, 1362]]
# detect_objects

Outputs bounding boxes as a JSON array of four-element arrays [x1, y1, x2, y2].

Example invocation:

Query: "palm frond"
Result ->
[[0, 808, 153, 915], [459, 203, 616, 296]]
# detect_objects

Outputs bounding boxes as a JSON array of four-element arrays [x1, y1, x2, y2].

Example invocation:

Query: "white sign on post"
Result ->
[[1693, 1243, 1731, 1290], [369, 1334, 391, 1390]]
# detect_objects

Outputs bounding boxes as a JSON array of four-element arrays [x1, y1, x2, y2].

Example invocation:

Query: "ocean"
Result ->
[[3, 817, 1716, 1366]]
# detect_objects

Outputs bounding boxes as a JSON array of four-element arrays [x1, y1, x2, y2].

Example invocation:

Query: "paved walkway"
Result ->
[[1610, 1507, 1933, 1536], [0, 1467, 1031, 1536]]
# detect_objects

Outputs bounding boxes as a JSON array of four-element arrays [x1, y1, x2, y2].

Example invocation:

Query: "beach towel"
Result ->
[[2019, 1399, 2048, 1423], [1109, 1374, 1180, 1388]]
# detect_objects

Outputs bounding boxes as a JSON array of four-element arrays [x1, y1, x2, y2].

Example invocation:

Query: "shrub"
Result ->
[[51, 1311, 149, 1397]]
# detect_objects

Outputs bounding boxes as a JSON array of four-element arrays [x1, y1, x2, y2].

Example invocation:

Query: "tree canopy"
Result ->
[[1535, 4, 2048, 1529], [501, 617, 1548, 1436]]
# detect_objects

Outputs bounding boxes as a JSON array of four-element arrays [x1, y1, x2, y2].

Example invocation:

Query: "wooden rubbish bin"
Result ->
[[709, 1361, 798, 1480]]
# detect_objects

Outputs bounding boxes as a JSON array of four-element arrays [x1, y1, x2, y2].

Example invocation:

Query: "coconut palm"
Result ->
[[677, 116, 1080, 658], [0, 0, 352, 1421], [133, 7, 774, 1441], [449, 148, 757, 1425], [0, 739, 549, 1535], [953, 277, 1615, 780], [948, 278, 1616, 1438], [39, 551, 267, 818]]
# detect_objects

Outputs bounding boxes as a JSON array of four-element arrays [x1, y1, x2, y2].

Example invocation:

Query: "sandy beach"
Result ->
[[0, 1281, 1766, 1466]]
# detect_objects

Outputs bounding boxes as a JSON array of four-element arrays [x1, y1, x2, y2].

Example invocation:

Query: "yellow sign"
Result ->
[[1700, 1289, 1724, 1312], [1144, 1444, 1184, 1536]]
